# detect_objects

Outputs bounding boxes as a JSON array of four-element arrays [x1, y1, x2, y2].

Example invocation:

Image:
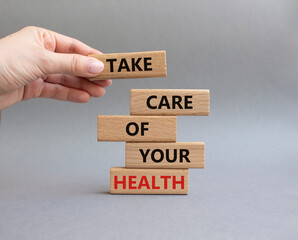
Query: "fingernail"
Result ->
[[87, 59, 104, 74]]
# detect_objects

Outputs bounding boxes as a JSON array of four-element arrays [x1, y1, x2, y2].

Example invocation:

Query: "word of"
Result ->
[[126, 122, 149, 136]]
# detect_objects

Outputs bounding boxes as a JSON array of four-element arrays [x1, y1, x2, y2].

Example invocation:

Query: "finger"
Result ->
[[45, 74, 106, 97], [21, 78, 44, 101], [39, 82, 92, 103], [48, 30, 101, 55], [93, 79, 112, 88], [45, 51, 104, 78]]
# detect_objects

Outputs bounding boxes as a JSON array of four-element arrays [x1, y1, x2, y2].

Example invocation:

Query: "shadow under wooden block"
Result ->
[[97, 115, 176, 142], [130, 89, 210, 116], [110, 167, 188, 194], [89, 51, 167, 80], [125, 142, 204, 169]]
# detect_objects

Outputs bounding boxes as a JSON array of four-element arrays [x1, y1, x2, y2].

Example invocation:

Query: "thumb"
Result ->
[[45, 52, 104, 78]]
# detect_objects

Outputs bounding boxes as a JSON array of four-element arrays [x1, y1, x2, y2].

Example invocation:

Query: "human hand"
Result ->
[[0, 26, 111, 111]]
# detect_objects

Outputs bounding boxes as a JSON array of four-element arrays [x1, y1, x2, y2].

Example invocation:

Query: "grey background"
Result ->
[[0, 0, 297, 239]]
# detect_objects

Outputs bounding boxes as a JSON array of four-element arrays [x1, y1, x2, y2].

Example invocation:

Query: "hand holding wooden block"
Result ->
[[110, 167, 189, 194], [98, 116, 176, 142], [125, 142, 204, 169], [89, 51, 167, 80], [130, 89, 210, 116]]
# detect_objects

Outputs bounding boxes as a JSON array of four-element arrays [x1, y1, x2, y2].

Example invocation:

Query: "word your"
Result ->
[[146, 95, 193, 109], [114, 175, 185, 190], [140, 149, 190, 163], [106, 57, 152, 72]]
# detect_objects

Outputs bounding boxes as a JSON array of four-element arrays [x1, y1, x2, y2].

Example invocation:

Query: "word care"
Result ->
[[125, 142, 204, 168], [130, 89, 210, 116], [110, 167, 189, 194], [97, 115, 176, 142], [89, 51, 167, 80]]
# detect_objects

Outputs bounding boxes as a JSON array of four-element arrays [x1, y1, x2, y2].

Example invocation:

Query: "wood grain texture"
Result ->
[[130, 89, 210, 116], [97, 115, 176, 142], [89, 51, 167, 80], [125, 142, 204, 169], [110, 167, 188, 194]]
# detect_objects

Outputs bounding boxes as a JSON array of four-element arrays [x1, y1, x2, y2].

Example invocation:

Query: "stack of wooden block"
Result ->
[[91, 51, 210, 194]]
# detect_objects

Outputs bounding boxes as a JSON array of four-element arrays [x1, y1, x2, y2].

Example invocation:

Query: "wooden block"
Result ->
[[125, 142, 204, 169], [97, 115, 176, 142], [89, 51, 167, 80], [110, 167, 188, 194], [130, 89, 210, 116]]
